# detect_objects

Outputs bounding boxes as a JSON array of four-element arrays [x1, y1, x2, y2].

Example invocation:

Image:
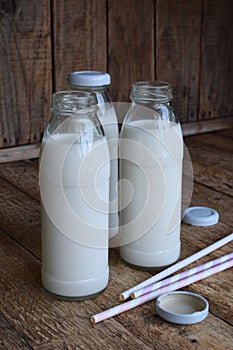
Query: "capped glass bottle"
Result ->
[[39, 91, 110, 299], [68, 71, 119, 241], [119, 81, 183, 268]]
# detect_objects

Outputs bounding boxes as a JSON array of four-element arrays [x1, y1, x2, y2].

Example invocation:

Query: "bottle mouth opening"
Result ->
[[52, 91, 98, 112], [133, 81, 171, 89], [131, 81, 173, 102]]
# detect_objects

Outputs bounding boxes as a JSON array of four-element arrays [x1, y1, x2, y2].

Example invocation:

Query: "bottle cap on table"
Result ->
[[156, 291, 209, 325], [182, 206, 219, 226], [68, 71, 111, 86]]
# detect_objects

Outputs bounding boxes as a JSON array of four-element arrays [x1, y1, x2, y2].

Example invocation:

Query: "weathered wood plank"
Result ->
[[0, 143, 40, 163], [114, 311, 233, 350], [0, 0, 51, 147], [181, 224, 233, 325], [181, 223, 232, 261], [53, 0, 107, 91], [0, 232, 153, 350], [0, 130, 232, 348], [0, 167, 231, 317], [191, 162, 232, 197], [0, 169, 232, 330], [0, 159, 39, 200], [199, 1, 233, 120], [185, 137, 233, 196], [0, 177, 41, 257], [1, 228, 232, 350], [108, 0, 154, 102], [0, 314, 33, 350], [182, 116, 233, 136], [102, 245, 233, 349], [190, 182, 233, 227], [111, 223, 233, 325], [156, 0, 201, 123], [218, 128, 233, 139], [185, 131, 233, 154]]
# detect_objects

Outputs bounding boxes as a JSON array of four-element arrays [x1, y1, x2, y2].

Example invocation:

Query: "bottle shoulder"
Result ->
[[123, 102, 178, 124]]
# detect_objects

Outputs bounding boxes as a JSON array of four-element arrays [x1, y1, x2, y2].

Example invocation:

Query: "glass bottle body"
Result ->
[[69, 71, 119, 241], [39, 91, 110, 299], [119, 82, 183, 269]]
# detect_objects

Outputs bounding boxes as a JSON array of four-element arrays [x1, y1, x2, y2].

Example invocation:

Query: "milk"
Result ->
[[97, 105, 119, 239], [119, 119, 183, 268], [69, 80, 119, 239], [39, 133, 110, 298]]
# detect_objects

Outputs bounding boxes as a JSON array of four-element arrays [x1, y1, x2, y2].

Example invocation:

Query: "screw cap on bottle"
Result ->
[[68, 71, 111, 87]]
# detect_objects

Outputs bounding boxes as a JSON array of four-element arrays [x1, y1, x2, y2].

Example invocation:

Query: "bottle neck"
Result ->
[[44, 91, 104, 143], [128, 81, 178, 124], [131, 81, 173, 105], [52, 91, 98, 113]]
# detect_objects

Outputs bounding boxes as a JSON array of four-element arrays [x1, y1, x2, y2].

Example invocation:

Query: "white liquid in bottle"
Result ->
[[40, 133, 110, 298], [119, 119, 183, 268], [98, 105, 119, 239], [68, 71, 119, 240]]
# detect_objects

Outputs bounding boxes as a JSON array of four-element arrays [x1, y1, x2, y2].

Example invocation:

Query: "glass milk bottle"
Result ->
[[119, 82, 183, 268], [39, 91, 110, 299], [68, 71, 119, 240]]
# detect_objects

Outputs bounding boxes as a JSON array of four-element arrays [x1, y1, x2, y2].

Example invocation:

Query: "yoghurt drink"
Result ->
[[119, 119, 183, 268], [40, 132, 110, 299]]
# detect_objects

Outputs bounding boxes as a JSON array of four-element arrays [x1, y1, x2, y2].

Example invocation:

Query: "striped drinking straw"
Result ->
[[119, 232, 233, 301], [90, 253, 233, 324]]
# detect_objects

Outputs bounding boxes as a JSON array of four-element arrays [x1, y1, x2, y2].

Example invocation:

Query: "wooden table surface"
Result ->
[[0, 129, 232, 349]]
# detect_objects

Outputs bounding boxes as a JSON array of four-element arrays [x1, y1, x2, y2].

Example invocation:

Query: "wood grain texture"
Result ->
[[0, 124, 233, 347], [187, 129, 233, 153], [0, 314, 33, 350], [199, 0, 233, 120], [185, 135, 233, 197], [191, 162, 232, 197], [156, 0, 201, 123], [0, 233, 154, 350], [0, 0, 51, 148], [219, 128, 233, 139], [53, 0, 107, 91], [0, 143, 40, 163], [0, 177, 41, 257], [182, 116, 233, 136], [1, 1, 233, 157], [190, 183, 233, 227], [0, 227, 232, 350], [108, 0, 154, 102], [0, 159, 39, 200]]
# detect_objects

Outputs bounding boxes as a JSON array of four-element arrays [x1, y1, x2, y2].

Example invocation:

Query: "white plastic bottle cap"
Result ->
[[182, 206, 219, 226], [156, 291, 209, 325], [68, 71, 111, 87]]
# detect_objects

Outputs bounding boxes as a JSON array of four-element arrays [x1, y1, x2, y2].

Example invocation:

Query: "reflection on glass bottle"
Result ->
[[39, 91, 110, 299], [120, 82, 183, 269]]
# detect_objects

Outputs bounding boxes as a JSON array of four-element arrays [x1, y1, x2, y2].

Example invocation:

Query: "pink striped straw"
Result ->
[[132, 252, 233, 299], [120, 232, 233, 300], [90, 256, 233, 324]]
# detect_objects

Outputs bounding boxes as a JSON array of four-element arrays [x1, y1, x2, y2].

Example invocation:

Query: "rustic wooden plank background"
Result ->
[[156, 0, 202, 123], [199, 0, 233, 120], [53, 0, 107, 91], [0, 0, 233, 152], [108, 0, 155, 102], [0, 0, 51, 148]]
